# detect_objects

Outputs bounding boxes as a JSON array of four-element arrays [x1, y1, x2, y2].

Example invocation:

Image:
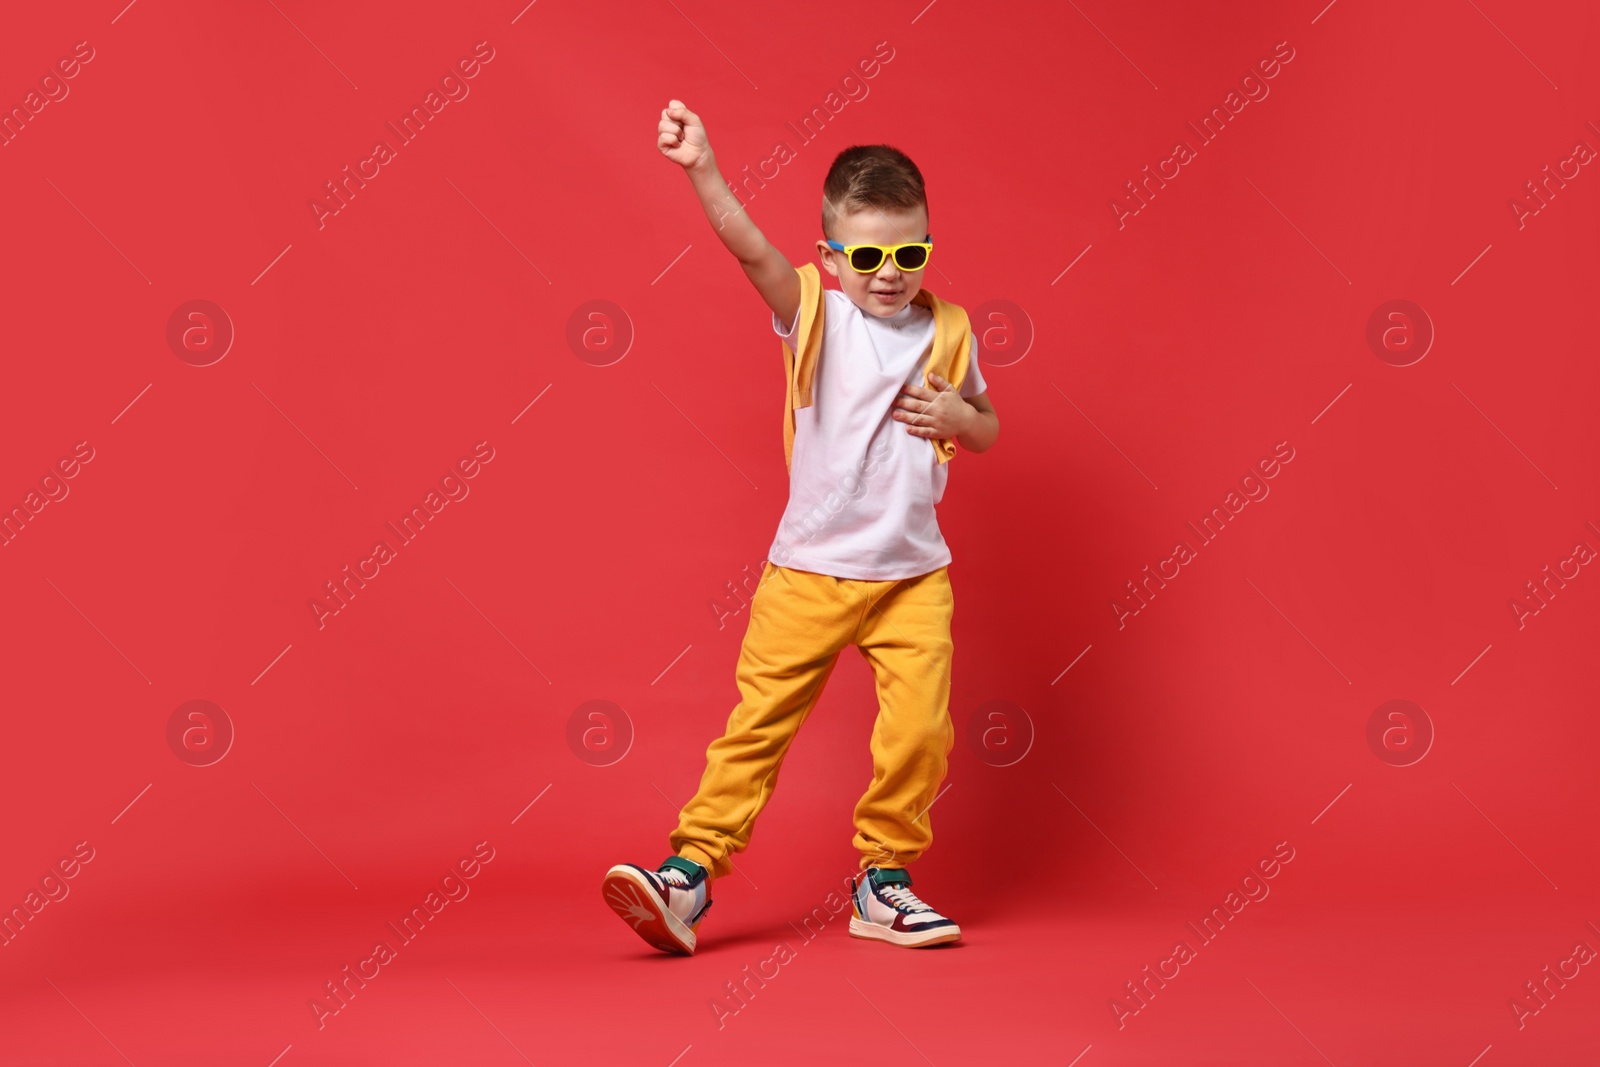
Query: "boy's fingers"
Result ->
[[661, 105, 698, 137]]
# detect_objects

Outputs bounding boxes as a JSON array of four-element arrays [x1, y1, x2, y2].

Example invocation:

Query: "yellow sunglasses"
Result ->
[[824, 234, 933, 274]]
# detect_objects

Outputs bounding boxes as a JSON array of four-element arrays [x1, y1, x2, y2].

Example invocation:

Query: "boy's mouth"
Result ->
[[870, 289, 900, 303]]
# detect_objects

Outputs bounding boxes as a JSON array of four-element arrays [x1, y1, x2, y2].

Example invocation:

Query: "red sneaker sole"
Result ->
[[602, 866, 697, 955]]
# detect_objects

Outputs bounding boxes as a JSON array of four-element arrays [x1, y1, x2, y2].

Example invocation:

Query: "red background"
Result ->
[[1, 1, 1597, 1064]]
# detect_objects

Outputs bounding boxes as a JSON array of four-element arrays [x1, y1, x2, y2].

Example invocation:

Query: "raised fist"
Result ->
[[657, 99, 712, 171]]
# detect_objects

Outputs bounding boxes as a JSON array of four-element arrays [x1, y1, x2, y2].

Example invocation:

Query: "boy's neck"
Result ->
[[865, 299, 919, 328]]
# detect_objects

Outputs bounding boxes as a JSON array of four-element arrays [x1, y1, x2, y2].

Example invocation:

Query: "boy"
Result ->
[[602, 100, 998, 955]]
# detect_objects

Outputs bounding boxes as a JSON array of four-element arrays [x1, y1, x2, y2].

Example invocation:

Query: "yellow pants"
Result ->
[[670, 560, 955, 884]]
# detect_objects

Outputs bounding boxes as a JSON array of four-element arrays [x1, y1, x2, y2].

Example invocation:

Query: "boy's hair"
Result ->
[[820, 145, 927, 240]]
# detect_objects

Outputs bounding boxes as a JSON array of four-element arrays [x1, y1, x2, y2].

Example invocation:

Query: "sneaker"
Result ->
[[849, 866, 961, 948], [602, 856, 713, 955]]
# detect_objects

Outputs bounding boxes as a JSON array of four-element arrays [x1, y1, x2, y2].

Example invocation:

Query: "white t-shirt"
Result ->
[[767, 287, 987, 580]]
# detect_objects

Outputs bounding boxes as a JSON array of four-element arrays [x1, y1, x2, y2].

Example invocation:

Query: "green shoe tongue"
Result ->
[[871, 866, 913, 888], [659, 856, 706, 882]]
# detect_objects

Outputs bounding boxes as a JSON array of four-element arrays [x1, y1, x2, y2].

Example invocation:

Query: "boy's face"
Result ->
[[816, 205, 930, 319]]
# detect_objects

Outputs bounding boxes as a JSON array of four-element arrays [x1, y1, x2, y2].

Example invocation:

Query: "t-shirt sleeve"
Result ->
[[773, 303, 801, 348], [960, 326, 988, 397]]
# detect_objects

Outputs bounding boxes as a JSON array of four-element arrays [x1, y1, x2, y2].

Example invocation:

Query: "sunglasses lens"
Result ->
[[850, 247, 885, 272], [893, 245, 928, 271]]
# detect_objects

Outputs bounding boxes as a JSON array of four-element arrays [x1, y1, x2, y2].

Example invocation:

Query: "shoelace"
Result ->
[[879, 884, 934, 913]]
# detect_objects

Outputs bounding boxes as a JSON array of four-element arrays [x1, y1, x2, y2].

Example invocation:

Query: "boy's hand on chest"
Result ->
[[891, 373, 971, 439]]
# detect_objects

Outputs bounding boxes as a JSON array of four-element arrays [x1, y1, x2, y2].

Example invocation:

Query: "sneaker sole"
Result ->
[[602, 865, 698, 955], [848, 916, 961, 948]]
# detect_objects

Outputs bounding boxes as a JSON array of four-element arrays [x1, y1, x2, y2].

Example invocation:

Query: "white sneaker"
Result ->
[[602, 856, 713, 955], [849, 866, 961, 948]]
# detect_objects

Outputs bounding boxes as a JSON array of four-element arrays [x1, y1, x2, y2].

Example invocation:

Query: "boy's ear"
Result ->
[[815, 240, 840, 277]]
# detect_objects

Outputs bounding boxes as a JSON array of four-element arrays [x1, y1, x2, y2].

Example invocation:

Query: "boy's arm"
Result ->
[[895, 377, 1000, 452], [659, 100, 801, 331], [955, 391, 999, 453]]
